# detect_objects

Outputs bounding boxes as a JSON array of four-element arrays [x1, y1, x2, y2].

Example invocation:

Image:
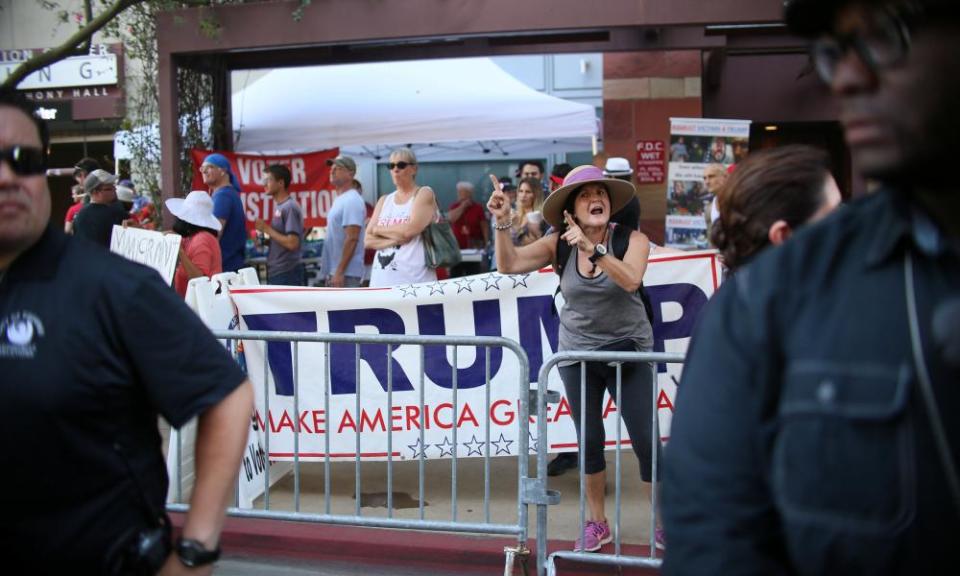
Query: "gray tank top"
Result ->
[[557, 237, 654, 354]]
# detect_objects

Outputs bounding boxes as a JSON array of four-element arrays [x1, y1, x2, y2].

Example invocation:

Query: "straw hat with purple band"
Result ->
[[541, 165, 636, 228], [165, 191, 222, 232]]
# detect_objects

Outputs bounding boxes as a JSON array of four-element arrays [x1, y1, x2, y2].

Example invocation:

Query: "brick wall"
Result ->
[[602, 51, 702, 245]]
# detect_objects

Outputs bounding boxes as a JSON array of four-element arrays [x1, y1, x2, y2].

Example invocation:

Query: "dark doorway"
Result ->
[[46, 140, 115, 227], [750, 121, 852, 200]]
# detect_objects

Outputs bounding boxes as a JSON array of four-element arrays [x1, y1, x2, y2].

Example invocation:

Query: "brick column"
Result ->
[[603, 52, 702, 245]]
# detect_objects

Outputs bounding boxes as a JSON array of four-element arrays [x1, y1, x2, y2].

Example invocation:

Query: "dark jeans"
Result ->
[[268, 264, 305, 286], [558, 347, 660, 481]]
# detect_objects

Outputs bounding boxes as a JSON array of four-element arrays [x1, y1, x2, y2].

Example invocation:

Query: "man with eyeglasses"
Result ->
[[72, 168, 127, 248], [663, 1, 960, 574], [0, 88, 254, 573]]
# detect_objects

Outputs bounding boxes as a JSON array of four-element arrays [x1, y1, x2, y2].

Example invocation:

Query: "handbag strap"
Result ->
[[413, 185, 441, 223]]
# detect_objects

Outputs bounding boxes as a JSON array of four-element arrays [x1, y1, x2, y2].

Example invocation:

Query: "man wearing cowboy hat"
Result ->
[[0, 89, 253, 573]]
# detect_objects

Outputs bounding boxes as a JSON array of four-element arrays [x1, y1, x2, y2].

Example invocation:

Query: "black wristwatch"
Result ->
[[589, 242, 608, 264], [176, 537, 221, 567]]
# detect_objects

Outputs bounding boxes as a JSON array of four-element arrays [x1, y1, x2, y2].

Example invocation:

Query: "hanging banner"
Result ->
[[190, 148, 339, 231], [666, 118, 751, 249], [229, 251, 722, 462]]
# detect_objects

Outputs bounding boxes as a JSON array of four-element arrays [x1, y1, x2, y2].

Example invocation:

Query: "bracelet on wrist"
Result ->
[[494, 211, 515, 231]]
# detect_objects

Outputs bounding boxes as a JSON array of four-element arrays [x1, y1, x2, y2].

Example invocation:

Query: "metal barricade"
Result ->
[[533, 350, 685, 576], [167, 330, 534, 575]]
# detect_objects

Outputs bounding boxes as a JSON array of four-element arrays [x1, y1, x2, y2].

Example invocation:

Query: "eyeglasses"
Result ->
[[387, 162, 415, 170], [0, 146, 47, 176], [810, 5, 917, 83]]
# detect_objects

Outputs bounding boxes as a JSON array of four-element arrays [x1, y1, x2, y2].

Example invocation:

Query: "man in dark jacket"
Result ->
[[663, 1, 960, 574]]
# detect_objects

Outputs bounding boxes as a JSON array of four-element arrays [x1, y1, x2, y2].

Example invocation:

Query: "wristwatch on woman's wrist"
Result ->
[[589, 243, 608, 264], [176, 537, 221, 567]]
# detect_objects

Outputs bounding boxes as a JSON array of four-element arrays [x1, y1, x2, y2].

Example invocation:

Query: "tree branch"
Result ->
[[1, 0, 143, 90]]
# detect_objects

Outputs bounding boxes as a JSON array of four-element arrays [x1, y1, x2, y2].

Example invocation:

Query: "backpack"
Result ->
[[554, 222, 656, 326]]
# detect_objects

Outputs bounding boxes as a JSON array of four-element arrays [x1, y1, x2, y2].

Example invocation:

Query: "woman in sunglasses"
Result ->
[[365, 148, 438, 287]]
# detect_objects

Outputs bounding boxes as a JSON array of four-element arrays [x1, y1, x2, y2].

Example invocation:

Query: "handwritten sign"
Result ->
[[110, 225, 181, 285]]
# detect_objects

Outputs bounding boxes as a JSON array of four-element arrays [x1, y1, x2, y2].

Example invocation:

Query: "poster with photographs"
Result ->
[[666, 118, 751, 249]]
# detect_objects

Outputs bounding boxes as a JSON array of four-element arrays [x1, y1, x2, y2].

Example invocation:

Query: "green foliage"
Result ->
[[29, 0, 315, 215]]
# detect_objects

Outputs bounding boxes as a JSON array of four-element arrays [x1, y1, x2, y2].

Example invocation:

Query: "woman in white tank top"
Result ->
[[365, 148, 438, 287]]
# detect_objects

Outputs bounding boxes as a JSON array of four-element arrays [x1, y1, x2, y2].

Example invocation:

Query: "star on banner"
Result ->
[[509, 274, 530, 289], [528, 431, 539, 454], [428, 281, 446, 296], [464, 435, 485, 457], [435, 436, 455, 457], [407, 438, 428, 459], [480, 273, 503, 291], [491, 433, 514, 456], [399, 284, 419, 298], [454, 277, 475, 293]]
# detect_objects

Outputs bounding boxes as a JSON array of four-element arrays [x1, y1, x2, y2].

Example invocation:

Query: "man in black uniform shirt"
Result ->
[[663, 1, 960, 574], [72, 168, 127, 248], [0, 89, 254, 574]]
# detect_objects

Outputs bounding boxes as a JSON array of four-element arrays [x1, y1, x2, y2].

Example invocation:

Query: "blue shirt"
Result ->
[[663, 189, 960, 575], [212, 185, 246, 272], [322, 188, 367, 279]]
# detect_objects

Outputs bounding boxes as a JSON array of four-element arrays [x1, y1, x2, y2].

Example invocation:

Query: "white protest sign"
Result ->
[[228, 251, 722, 463], [110, 225, 181, 285]]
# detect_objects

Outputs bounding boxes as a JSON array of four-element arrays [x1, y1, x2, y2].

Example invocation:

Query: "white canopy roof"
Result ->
[[231, 57, 598, 158]]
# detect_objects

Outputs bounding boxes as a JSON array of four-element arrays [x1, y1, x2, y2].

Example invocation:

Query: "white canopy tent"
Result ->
[[231, 57, 599, 160]]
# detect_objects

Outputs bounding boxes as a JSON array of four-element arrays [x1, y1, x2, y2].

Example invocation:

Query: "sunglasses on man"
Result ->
[[387, 162, 415, 171], [1, 146, 47, 176]]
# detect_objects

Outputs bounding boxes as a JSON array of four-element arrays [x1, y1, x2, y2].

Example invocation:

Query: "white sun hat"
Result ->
[[165, 190, 222, 232], [603, 157, 634, 177]]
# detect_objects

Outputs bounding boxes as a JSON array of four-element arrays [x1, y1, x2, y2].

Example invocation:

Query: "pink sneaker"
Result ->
[[574, 520, 612, 552], [655, 527, 666, 551]]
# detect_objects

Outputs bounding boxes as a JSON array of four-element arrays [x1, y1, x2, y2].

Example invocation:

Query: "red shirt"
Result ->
[[174, 231, 222, 297], [449, 200, 488, 249], [64, 202, 84, 224]]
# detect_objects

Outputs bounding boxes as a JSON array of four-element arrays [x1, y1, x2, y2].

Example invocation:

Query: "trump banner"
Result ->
[[190, 148, 339, 231], [230, 251, 722, 462]]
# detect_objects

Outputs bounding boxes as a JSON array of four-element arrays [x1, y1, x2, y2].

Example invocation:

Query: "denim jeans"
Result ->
[[268, 264, 305, 286]]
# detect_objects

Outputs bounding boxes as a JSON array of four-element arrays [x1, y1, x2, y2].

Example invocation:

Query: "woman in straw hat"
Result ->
[[488, 165, 662, 553], [165, 190, 223, 298]]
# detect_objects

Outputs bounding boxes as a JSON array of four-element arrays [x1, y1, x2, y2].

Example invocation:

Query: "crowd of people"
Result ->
[[2, 0, 957, 571]]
